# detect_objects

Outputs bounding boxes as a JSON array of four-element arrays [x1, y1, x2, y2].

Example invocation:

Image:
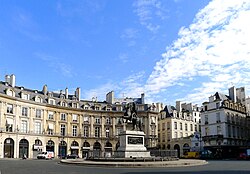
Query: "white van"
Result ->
[[37, 151, 54, 160]]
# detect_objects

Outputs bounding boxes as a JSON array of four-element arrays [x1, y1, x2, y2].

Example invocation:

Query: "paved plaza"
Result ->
[[1, 159, 250, 174]]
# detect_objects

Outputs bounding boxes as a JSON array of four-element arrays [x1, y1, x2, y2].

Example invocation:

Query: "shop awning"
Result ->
[[71, 146, 79, 149]]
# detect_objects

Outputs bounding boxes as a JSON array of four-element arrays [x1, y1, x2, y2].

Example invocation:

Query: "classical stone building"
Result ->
[[0, 74, 159, 158], [158, 101, 201, 157], [200, 87, 248, 158]]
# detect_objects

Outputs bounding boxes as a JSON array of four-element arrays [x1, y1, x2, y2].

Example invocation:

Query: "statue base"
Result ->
[[115, 130, 151, 158]]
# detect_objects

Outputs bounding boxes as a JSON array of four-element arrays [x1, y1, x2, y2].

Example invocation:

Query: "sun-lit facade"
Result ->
[[0, 74, 159, 158]]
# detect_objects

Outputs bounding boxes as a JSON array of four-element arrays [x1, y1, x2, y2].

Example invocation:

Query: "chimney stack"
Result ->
[[229, 86, 236, 102], [10, 74, 16, 87], [65, 88, 68, 99], [176, 101, 181, 112], [75, 87, 81, 101], [5, 75, 10, 84], [43, 85, 48, 95]]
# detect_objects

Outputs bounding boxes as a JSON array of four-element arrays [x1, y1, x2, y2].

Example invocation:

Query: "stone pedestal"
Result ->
[[116, 130, 151, 158]]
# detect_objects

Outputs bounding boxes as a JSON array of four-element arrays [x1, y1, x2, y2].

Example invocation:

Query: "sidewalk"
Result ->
[[60, 159, 208, 168]]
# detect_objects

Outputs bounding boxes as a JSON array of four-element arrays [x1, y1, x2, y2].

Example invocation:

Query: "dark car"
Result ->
[[66, 154, 79, 159]]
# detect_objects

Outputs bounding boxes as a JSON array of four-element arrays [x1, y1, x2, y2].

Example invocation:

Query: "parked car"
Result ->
[[37, 151, 54, 160], [66, 154, 79, 159], [183, 152, 200, 159], [200, 150, 214, 159]]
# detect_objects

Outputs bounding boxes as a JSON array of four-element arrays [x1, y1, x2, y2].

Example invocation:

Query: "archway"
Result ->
[[174, 144, 180, 158], [70, 141, 79, 155], [19, 139, 29, 158], [46, 140, 55, 152], [58, 141, 67, 158], [104, 141, 112, 157], [33, 139, 43, 158], [93, 141, 101, 158], [4, 138, 14, 158], [183, 143, 190, 155], [82, 141, 90, 158]]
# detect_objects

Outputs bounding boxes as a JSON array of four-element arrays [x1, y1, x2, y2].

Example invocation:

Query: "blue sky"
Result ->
[[0, 0, 250, 106]]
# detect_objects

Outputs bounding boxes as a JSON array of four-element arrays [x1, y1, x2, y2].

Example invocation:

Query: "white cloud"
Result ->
[[144, 0, 250, 104], [35, 53, 75, 78], [133, 0, 168, 33]]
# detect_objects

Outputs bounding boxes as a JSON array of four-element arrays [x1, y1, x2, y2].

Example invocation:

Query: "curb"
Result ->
[[60, 159, 208, 168]]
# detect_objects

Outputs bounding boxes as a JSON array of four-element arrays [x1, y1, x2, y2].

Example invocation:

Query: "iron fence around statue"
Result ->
[[85, 149, 178, 159]]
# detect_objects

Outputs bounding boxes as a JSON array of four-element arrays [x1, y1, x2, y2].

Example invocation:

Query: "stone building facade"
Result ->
[[200, 87, 248, 158], [158, 101, 201, 157], [0, 74, 159, 158]]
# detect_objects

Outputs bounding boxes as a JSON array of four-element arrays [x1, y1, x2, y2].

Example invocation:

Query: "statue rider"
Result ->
[[123, 102, 142, 131]]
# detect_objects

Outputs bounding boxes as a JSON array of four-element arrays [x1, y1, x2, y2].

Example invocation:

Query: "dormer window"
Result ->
[[61, 102, 67, 107], [6, 89, 15, 97], [72, 103, 77, 108], [49, 99, 55, 105], [22, 93, 29, 100], [95, 107, 100, 110], [35, 96, 43, 103]]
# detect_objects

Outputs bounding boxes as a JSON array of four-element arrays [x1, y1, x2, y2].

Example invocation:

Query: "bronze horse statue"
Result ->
[[123, 102, 142, 131]]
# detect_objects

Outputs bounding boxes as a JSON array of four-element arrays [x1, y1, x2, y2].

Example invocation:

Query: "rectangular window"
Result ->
[[162, 123, 165, 131], [106, 127, 110, 138], [180, 123, 182, 130], [205, 127, 209, 136], [95, 127, 100, 137], [20, 120, 27, 133], [174, 132, 178, 138], [205, 115, 208, 124], [72, 114, 77, 122], [195, 125, 198, 132], [34, 122, 41, 134], [61, 124, 66, 136], [7, 104, 13, 114], [61, 113, 66, 121], [72, 125, 77, 137], [95, 117, 101, 124], [48, 123, 54, 135], [174, 122, 177, 130], [217, 125, 222, 135], [190, 124, 193, 131], [216, 102, 220, 109], [228, 125, 231, 137], [48, 112, 54, 120], [22, 107, 28, 116], [106, 117, 111, 124], [216, 113, 220, 123], [84, 126, 89, 137], [167, 122, 170, 130], [36, 109, 41, 118], [6, 118, 13, 132], [48, 129, 53, 135], [185, 123, 188, 131], [116, 128, 121, 136], [84, 116, 89, 124]]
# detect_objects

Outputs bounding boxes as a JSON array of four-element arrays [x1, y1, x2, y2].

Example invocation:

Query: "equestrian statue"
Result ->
[[122, 102, 142, 131]]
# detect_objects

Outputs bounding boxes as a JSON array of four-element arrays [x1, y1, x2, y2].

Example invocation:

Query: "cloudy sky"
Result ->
[[0, 0, 249, 106]]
